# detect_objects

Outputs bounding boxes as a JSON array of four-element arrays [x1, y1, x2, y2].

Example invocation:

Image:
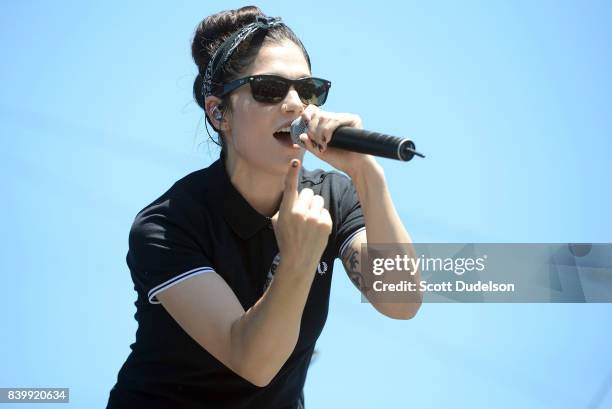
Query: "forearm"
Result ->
[[229, 258, 317, 386], [350, 161, 409, 243], [350, 160, 422, 317]]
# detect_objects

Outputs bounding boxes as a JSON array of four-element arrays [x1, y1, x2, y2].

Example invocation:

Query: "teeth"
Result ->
[[275, 126, 291, 133]]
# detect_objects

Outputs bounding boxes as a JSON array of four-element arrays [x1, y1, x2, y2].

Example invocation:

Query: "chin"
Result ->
[[233, 141, 304, 173]]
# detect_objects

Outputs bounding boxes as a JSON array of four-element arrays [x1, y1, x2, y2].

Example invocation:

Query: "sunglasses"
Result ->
[[217, 74, 332, 106]]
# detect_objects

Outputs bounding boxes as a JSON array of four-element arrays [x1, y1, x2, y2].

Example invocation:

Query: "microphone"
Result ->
[[290, 117, 425, 162]]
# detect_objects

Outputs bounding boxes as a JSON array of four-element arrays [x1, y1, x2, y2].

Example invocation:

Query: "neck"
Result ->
[[224, 153, 286, 218]]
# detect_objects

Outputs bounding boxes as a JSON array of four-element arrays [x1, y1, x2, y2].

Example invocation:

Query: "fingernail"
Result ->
[[291, 160, 298, 167]]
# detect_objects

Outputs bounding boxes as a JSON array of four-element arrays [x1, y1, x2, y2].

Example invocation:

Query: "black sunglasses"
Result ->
[[217, 74, 332, 106]]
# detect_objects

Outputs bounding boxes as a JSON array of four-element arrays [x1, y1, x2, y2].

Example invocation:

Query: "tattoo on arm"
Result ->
[[343, 247, 369, 294]]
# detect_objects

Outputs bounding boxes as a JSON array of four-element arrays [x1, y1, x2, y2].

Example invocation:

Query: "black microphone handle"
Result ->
[[290, 117, 424, 161], [329, 127, 419, 161]]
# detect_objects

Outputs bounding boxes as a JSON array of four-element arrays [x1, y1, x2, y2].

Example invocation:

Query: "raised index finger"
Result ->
[[280, 159, 301, 213]]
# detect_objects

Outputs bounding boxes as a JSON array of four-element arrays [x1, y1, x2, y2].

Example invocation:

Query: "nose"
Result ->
[[281, 87, 304, 113]]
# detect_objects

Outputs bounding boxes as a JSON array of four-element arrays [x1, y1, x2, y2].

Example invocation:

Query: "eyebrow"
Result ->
[[257, 72, 312, 78]]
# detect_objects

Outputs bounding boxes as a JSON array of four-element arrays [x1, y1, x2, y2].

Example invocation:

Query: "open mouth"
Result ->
[[273, 131, 300, 149]]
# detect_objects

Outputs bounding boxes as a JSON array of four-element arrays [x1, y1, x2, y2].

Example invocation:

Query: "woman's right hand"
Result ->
[[271, 159, 333, 273]]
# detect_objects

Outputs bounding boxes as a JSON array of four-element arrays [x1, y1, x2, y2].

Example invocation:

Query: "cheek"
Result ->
[[234, 99, 272, 133], [230, 111, 269, 153], [226, 95, 282, 160], [231, 127, 258, 154]]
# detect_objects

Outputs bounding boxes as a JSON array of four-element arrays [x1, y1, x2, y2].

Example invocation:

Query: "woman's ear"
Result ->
[[204, 97, 228, 130]]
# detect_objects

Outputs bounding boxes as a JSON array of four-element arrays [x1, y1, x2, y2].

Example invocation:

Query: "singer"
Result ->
[[106, 6, 421, 409]]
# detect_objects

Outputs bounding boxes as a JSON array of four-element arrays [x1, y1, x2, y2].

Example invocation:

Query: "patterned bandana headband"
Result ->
[[202, 15, 285, 98]]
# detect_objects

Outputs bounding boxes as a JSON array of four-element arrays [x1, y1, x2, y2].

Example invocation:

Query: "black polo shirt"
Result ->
[[107, 154, 365, 409]]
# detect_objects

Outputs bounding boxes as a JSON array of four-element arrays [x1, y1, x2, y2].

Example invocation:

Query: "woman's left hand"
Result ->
[[298, 105, 377, 176]]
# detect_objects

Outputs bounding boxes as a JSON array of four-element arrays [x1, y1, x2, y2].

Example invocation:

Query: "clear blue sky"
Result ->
[[2, 1, 611, 408]]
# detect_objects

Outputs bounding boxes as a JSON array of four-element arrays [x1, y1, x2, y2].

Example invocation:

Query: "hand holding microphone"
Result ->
[[290, 111, 425, 162]]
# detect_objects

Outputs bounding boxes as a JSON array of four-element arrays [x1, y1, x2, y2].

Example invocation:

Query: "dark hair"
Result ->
[[191, 6, 311, 152]]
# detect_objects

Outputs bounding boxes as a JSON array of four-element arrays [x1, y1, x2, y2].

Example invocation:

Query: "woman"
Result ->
[[107, 6, 420, 409]]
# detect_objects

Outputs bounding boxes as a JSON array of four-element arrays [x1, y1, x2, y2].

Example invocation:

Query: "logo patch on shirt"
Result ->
[[262, 253, 328, 292]]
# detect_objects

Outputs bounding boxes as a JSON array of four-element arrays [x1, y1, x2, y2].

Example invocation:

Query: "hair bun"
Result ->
[[191, 6, 265, 70]]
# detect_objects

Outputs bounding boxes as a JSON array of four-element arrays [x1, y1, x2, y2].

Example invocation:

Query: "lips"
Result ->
[[273, 120, 300, 149], [274, 120, 295, 133], [275, 125, 292, 133], [273, 130, 294, 147]]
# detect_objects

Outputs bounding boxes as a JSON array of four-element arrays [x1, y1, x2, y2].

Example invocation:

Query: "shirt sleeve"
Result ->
[[126, 189, 215, 304], [333, 173, 366, 260]]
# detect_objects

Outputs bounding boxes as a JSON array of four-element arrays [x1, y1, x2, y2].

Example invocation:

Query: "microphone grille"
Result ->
[[290, 117, 307, 147]]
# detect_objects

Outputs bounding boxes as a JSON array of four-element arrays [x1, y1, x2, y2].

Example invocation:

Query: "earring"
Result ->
[[213, 106, 223, 121]]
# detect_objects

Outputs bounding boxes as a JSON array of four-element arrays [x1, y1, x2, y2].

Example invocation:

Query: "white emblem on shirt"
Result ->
[[262, 253, 328, 292]]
